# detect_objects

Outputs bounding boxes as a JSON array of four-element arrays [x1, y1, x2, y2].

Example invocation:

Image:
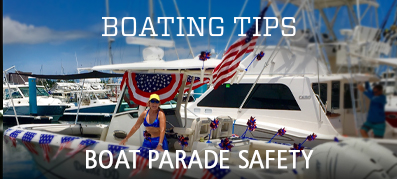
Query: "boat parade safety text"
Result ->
[[86, 149, 313, 169], [102, 17, 296, 37]]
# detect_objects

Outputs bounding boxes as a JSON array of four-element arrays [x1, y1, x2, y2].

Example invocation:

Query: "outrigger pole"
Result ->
[[237, 1, 306, 111], [74, 79, 86, 125], [3, 66, 20, 127]]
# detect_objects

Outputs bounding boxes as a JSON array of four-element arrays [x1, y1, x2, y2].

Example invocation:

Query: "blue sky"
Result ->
[[3, 0, 396, 75]]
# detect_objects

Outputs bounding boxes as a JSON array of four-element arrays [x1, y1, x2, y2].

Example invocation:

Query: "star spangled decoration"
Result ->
[[173, 155, 193, 179], [66, 139, 98, 157], [247, 116, 257, 132], [135, 73, 171, 93], [218, 137, 234, 151], [143, 130, 151, 142], [3, 128, 13, 144], [277, 128, 287, 136], [241, 116, 257, 139], [290, 143, 304, 157], [210, 119, 219, 130], [121, 72, 183, 106], [103, 144, 129, 165], [307, 133, 317, 141], [129, 147, 155, 177], [39, 134, 55, 162], [4, 128, 13, 135], [256, 51, 265, 61], [53, 136, 80, 160], [183, 75, 210, 93], [22, 132, 38, 155], [8, 130, 23, 147], [177, 135, 189, 150], [202, 160, 231, 179], [268, 127, 287, 143], [334, 137, 339, 142], [199, 51, 211, 61], [207, 119, 219, 143]]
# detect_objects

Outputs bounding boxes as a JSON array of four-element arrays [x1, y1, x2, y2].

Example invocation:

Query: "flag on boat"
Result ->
[[212, 6, 269, 89], [22, 132, 38, 155], [129, 147, 153, 177], [103, 144, 129, 165], [8, 130, 23, 147], [121, 72, 183, 106], [66, 139, 97, 157], [201, 160, 231, 179], [53, 136, 80, 160], [184, 76, 210, 93], [39, 134, 55, 162], [172, 155, 193, 179]]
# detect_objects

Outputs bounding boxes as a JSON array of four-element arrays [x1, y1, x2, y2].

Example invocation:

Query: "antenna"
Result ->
[[61, 59, 65, 75], [75, 52, 79, 73], [106, 0, 114, 83]]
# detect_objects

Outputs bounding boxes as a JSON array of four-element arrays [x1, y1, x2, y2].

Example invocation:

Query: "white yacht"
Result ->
[[4, 0, 397, 178], [4, 58, 396, 178], [2, 84, 70, 124], [48, 80, 119, 122]]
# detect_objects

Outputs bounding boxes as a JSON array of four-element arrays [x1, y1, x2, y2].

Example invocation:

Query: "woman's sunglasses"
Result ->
[[150, 99, 160, 104]]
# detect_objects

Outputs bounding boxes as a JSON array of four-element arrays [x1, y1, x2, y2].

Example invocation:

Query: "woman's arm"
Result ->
[[156, 111, 166, 151], [119, 110, 146, 145]]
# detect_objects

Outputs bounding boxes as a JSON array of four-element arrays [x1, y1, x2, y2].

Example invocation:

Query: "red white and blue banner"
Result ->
[[184, 75, 210, 93], [39, 134, 55, 162], [22, 132, 38, 155], [121, 72, 183, 106]]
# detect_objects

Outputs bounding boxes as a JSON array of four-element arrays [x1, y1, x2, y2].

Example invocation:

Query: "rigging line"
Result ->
[[306, 0, 324, 122], [224, 0, 249, 52], [173, 0, 195, 58], [376, 0, 397, 41], [208, 0, 211, 52], [158, 0, 180, 60]]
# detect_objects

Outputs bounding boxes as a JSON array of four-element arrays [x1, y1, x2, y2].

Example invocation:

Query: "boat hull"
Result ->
[[2, 105, 66, 124], [60, 104, 116, 121]]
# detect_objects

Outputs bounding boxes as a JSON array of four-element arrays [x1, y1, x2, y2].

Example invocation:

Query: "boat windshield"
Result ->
[[3, 88, 23, 99], [19, 87, 50, 97]]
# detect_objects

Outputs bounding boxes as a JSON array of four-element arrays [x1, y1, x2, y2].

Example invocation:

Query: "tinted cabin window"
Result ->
[[197, 84, 251, 108], [243, 84, 300, 110], [331, 81, 340, 109], [117, 86, 139, 113], [344, 83, 357, 109], [312, 83, 327, 104], [198, 84, 300, 110]]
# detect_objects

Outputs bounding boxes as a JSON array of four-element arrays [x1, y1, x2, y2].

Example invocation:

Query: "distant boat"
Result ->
[[2, 84, 70, 124]]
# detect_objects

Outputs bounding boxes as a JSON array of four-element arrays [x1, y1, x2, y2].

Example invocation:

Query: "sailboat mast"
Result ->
[[149, 0, 155, 38], [106, 0, 114, 66]]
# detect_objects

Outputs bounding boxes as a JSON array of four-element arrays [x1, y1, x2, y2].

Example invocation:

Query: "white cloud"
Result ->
[[3, 16, 92, 44]]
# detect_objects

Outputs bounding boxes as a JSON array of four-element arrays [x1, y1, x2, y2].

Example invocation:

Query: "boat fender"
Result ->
[[297, 142, 388, 179]]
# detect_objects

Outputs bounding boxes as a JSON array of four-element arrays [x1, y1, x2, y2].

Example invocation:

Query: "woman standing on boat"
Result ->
[[119, 94, 168, 151]]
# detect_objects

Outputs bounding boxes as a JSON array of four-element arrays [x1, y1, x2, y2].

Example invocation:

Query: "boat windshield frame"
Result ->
[[18, 87, 50, 97]]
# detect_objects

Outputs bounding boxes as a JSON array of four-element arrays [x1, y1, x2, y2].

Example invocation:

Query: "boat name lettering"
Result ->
[[74, 161, 119, 179], [299, 95, 311, 100]]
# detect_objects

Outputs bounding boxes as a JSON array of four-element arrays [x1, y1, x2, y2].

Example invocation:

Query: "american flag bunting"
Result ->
[[172, 155, 193, 179], [39, 134, 55, 162], [66, 139, 97, 157], [202, 160, 231, 179], [103, 144, 129, 165], [22, 132, 38, 155], [184, 76, 210, 93], [129, 147, 154, 177], [53, 136, 79, 160]]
